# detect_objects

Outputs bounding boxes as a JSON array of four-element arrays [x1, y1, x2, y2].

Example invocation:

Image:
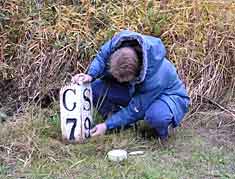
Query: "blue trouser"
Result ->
[[92, 79, 173, 139]]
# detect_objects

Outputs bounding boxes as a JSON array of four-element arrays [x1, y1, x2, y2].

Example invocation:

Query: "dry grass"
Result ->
[[0, 0, 235, 122]]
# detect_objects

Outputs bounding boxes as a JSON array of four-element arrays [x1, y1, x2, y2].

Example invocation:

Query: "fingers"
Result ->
[[71, 74, 85, 84], [91, 126, 100, 137], [90, 126, 97, 134], [91, 131, 99, 137], [91, 125, 103, 137], [91, 123, 107, 137], [71, 74, 83, 84], [71, 73, 92, 84], [83, 75, 92, 83], [71, 76, 75, 83]]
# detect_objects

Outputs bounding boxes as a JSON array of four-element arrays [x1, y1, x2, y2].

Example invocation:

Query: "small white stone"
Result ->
[[107, 149, 128, 162]]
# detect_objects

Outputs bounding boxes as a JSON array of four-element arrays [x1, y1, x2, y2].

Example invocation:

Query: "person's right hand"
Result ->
[[90, 123, 107, 137], [71, 73, 93, 85]]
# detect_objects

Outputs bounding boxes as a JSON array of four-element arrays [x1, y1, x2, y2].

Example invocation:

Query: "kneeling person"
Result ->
[[72, 30, 190, 142]]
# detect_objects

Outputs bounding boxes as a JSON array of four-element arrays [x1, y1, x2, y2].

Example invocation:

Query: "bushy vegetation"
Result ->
[[1, 0, 234, 113]]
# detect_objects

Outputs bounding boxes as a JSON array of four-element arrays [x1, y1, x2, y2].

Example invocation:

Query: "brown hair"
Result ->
[[109, 47, 140, 82]]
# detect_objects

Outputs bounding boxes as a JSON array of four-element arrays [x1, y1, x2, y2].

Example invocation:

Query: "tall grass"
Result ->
[[0, 0, 235, 118]]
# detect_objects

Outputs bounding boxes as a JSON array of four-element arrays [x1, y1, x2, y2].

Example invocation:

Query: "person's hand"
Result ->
[[91, 123, 107, 137], [71, 73, 93, 85]]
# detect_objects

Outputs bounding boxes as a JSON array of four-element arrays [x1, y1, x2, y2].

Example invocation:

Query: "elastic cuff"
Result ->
[[105, 120, 113, 130]]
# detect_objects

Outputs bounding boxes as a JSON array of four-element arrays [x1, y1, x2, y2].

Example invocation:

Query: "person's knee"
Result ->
[[145, 111, 171, 128], [145, 108, 173, 139], [144, 100, 173, 129]]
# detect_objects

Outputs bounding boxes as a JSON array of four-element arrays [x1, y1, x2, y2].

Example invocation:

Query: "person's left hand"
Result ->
[[91, 123, 107, 137], [71, 73, 93, 85]]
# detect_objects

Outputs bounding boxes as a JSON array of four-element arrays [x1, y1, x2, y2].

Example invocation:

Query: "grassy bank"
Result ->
[[0, 106, 234, 178]]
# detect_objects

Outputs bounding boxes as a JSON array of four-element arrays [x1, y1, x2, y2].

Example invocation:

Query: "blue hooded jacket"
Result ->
[[87, 30, 190, 130]]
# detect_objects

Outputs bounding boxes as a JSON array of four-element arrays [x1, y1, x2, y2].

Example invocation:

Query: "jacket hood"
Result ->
[[111, 30, 166, 84]]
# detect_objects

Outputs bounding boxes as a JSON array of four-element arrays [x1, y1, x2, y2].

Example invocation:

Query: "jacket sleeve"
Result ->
[[87, 39, 112, 79], [105, 86, 163, 130]]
